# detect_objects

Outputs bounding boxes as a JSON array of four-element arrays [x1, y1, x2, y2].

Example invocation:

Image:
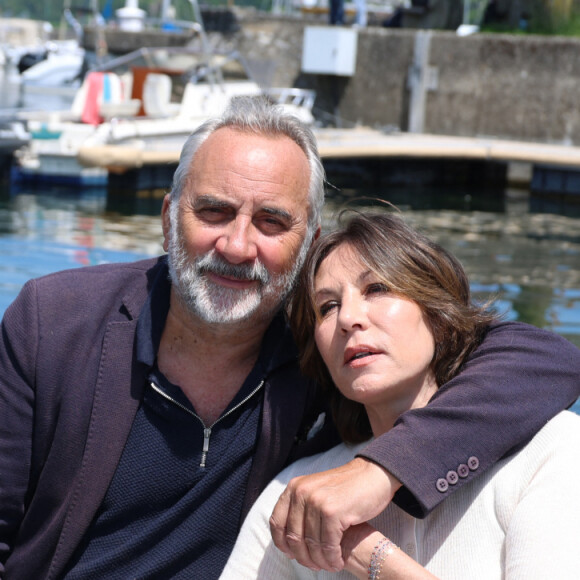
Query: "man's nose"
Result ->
[[214, 218, 258, 264]]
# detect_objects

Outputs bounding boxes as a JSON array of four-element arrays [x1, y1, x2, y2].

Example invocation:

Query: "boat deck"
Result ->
[[78, 126, 580, 196]]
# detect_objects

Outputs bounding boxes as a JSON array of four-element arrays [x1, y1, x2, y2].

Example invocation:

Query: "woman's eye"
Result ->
[[318, 301, 338, 317], [366, 282, 389, 295]]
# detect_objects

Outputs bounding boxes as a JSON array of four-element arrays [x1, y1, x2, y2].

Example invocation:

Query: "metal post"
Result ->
[[408, 30, 434, 134]]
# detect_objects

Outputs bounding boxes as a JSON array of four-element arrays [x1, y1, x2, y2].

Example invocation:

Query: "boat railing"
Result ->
[[92, 43, 204, 74], [265, 87, 316, 111]]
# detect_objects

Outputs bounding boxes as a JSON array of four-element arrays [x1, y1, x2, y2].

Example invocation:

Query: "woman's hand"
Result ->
[[342, 524, 440, 580], [341, 523, 383, 578], [269, 457, 400, 572]]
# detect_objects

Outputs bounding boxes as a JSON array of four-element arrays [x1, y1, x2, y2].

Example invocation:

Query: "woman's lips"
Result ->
[[343, 345, 381, 365]]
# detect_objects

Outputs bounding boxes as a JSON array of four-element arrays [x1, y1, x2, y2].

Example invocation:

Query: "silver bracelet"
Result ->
[[368, 537, 398, 580]]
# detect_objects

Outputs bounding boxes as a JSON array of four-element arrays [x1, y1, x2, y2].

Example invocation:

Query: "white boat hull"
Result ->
[[8, 47, 316, 188]]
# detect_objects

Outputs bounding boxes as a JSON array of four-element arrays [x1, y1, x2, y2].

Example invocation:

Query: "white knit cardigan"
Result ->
[[220, 411, 580, 579]]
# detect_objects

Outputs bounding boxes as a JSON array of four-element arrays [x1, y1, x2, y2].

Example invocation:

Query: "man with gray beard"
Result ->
[[1, 96, 580, 579], [167, 207, 310, 325]]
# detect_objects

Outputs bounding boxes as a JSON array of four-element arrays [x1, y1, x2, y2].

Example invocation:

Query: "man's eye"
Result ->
[[256, 217, 287, 235], [197, 207, 229, 221]]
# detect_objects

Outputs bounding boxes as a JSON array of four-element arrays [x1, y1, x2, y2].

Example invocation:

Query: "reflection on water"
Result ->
[[4, 185, 166, 255], [3, 183, 580, 339], [0, 184, 165, 314], [1, 181, 580, 413], [324, 187, 580, 347]]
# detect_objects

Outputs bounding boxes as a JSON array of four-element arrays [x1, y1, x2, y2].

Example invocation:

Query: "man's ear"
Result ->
[[161, 194, 172, 252]]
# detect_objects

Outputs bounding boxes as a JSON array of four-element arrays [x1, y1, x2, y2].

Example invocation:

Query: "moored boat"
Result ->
[[10, 45, 316, 187]]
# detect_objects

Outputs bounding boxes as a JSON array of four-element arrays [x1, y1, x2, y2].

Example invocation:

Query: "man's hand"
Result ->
[[269, 457, 402, 572]]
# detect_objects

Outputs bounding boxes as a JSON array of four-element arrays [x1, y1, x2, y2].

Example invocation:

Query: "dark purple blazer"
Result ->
[[1, 257, 579, 579], [0, 258, 334, 579]]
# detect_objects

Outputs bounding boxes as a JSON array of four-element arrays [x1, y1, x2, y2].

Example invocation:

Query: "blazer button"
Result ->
[[457, 463, 469, 478], [468, 456, 480, 471], [446, 470, 459, 485], [436, 478, 449, 492]]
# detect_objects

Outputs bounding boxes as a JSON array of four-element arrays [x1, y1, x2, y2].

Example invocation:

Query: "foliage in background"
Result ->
[[530, 0, 580, 35], [480, 0, 580, 35], [4, 0, 580, 36]]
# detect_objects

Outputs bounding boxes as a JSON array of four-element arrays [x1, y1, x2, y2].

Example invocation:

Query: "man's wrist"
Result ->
[[356, 456, 403, 495]]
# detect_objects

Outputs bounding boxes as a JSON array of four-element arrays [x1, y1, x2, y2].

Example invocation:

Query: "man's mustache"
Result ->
[[196, 252, 270, 286]]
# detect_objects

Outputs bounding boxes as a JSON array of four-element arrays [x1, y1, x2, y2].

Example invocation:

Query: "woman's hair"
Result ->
[[289, 210, 500, 443]]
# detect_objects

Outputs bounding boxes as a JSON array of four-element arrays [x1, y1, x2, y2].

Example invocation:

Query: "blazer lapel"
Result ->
[[48, 319, 147, 578], [241, 363, 307, 521]]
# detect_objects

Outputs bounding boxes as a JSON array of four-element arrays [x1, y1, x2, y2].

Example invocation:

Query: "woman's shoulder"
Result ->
[[527, 410, 580, 450], [489, 410, 580, 490], [277, 440, 371, 484]]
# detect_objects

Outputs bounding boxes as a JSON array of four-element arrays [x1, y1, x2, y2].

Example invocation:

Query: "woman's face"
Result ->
[[313, 244, 438, 431]]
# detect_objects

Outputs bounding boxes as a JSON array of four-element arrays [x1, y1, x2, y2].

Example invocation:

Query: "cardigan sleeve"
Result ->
[[0, 281, 38, 571], [358, 320, 580, 518]]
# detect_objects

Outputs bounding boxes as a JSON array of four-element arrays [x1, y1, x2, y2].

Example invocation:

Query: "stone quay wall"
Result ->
[[233, 14, 580, 146]]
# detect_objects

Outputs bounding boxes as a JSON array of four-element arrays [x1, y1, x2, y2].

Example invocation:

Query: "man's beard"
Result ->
[[167, 215, 311, 325]]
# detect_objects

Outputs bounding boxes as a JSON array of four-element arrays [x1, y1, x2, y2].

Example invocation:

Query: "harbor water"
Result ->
[[0, 177, 579, 415], [1, 70, 579, 413]]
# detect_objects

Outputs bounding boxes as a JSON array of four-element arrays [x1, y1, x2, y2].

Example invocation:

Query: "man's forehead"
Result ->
[[183, 129, 311, 215], [193, 127, 310, 166]]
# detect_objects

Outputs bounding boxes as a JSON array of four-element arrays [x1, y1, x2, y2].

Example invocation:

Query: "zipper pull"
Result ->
[[200, 427, 212, 468]]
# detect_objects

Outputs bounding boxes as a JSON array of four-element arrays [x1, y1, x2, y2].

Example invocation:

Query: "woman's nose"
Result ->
[[337, 294, 367, 333]]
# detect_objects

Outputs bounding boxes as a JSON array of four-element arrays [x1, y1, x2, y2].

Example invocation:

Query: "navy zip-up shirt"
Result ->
[[63, 269, 289, 579]]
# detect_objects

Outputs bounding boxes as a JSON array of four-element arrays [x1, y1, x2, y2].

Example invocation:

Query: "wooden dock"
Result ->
[[79, 127, 580, 170], [79, 127, 580, 195], [313, 128, 580, 167]]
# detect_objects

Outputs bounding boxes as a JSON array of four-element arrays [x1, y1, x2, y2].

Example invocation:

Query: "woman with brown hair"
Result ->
[[220, 211, 580, 579]]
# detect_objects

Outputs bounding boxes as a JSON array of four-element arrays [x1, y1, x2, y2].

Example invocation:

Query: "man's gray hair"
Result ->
[[168, 95, 325, 235]]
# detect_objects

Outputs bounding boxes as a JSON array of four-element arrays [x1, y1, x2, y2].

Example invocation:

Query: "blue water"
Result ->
[[0, 235, 153, 315], [1, 183, 579, 415], [0, 183, 164, 315]]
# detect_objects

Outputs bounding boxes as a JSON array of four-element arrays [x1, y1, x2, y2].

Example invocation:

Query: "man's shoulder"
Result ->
[[36, 256, 164, 285], [29, 256, 165, 298], [14, 256, 167, 322]]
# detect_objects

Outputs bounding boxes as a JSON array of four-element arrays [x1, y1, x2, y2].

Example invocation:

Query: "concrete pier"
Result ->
[[232, 14, 580, 148]]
